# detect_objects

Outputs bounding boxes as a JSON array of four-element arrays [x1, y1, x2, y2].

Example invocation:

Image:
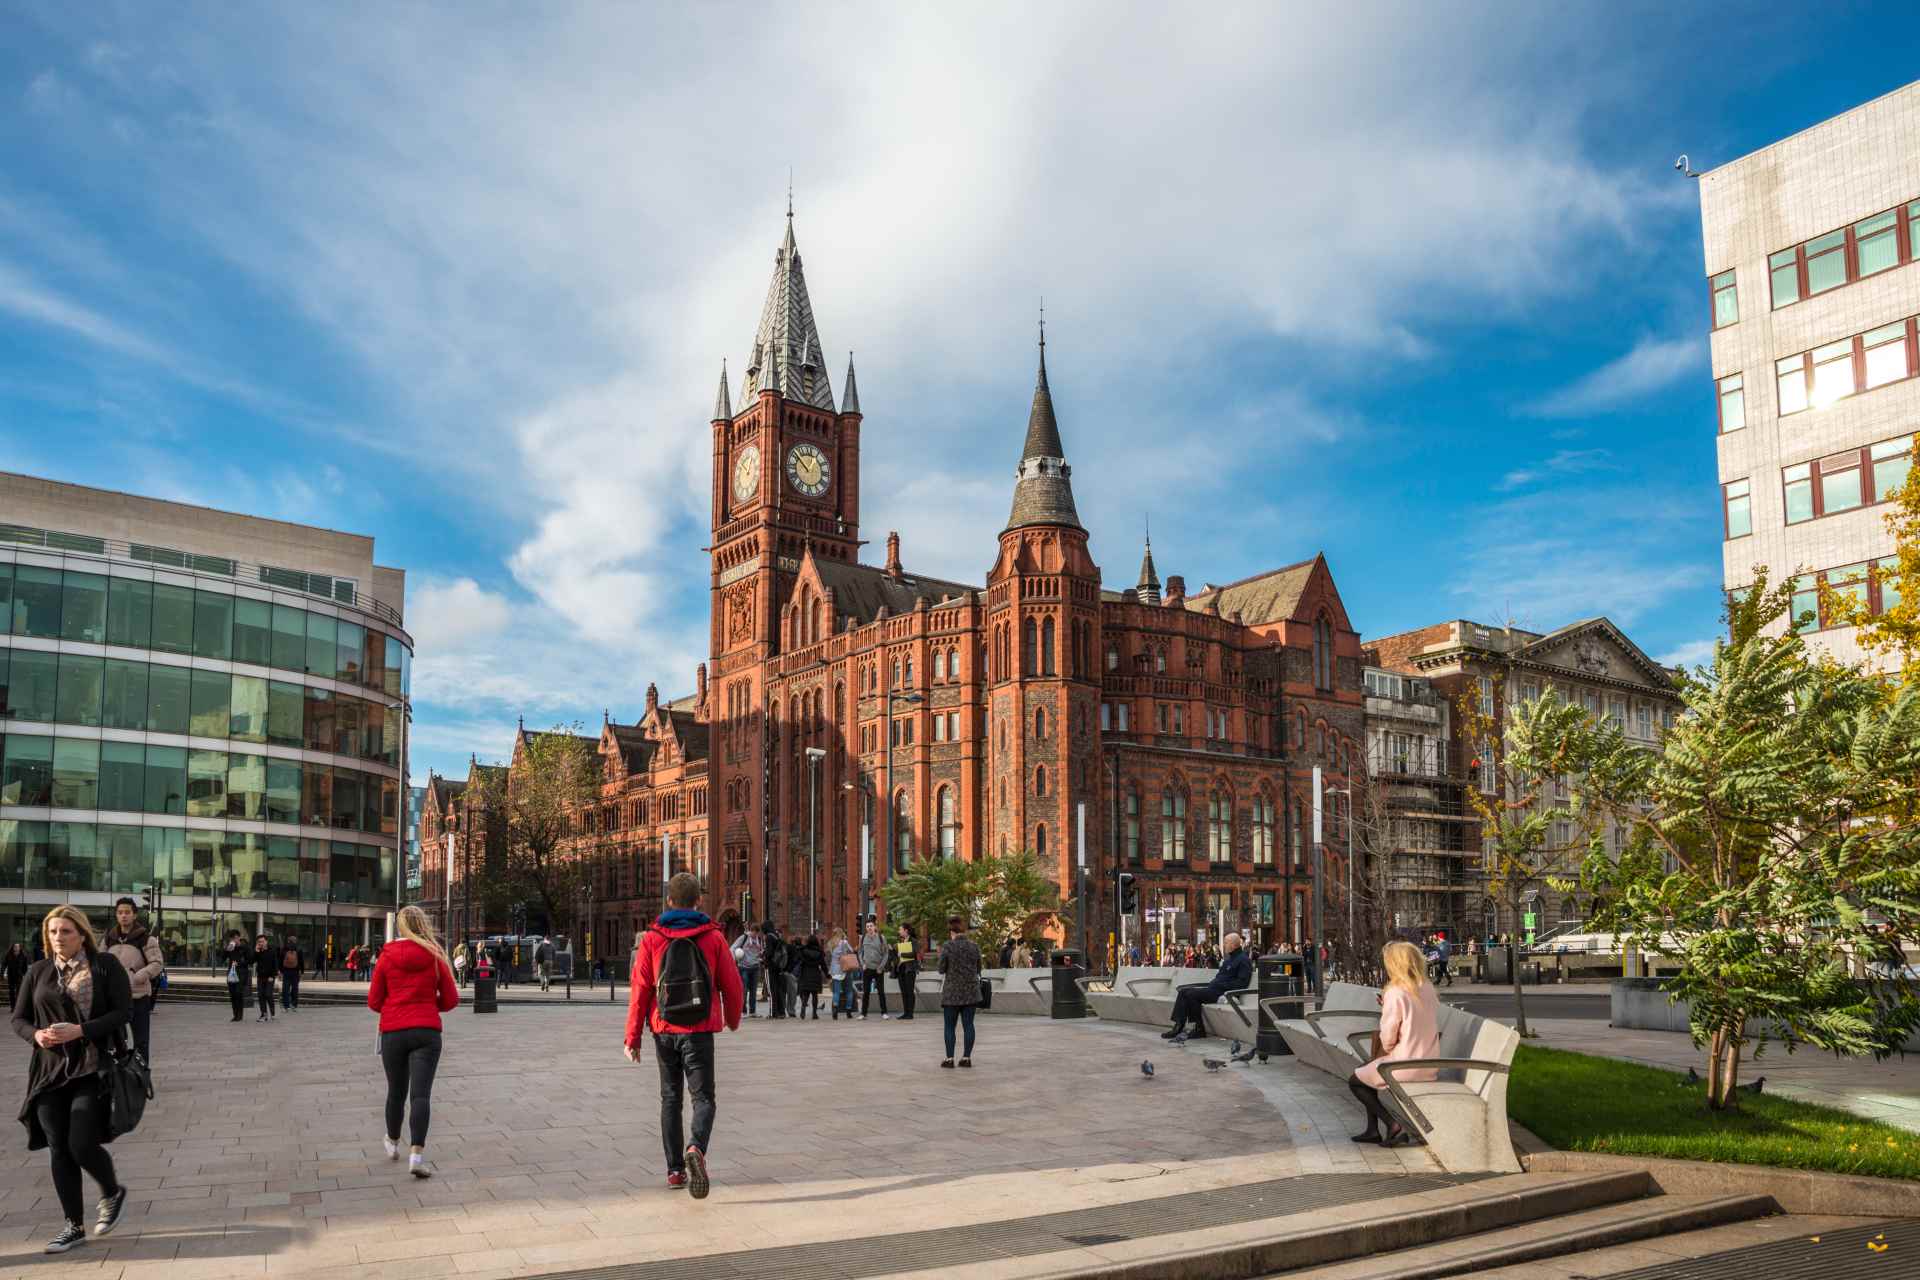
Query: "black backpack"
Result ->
[[656, 933, 713, 1025]]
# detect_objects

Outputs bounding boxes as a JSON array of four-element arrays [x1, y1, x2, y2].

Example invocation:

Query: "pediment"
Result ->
[[1520, 620, 1673, 691]]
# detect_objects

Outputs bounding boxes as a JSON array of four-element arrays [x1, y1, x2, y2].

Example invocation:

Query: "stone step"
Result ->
[[1457, 1214, 1895, 1279], [1274, 1192, 1777, 1278]]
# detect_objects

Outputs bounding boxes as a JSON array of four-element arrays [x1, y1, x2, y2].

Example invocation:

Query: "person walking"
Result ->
[[368, 906, 459, 1178], [452, 944, 468, 988], [279, 938, 305, 1011], [102, 899, 163, 1063], [3, 942, 29, 1008], [623, 872, 743, 1199], [731, 929, 763, 1018], [794, 933, 827, 1020], [828, 928, 857, 1020], [936, 915, 982, 1069], [251, 936, 278, 1022], [1348, 941, 1441, 1147], [12, 905, 132, 1253], [219, 930, 250, 1022], [760, 924, 788, 1020], [893, 925, 919, 1020], [857, 921, 891, 1019], [535, 938, 553, 993]]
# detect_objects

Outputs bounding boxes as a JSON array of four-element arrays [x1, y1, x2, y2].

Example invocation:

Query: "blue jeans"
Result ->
[[740, 967, 760, 1014], [942, 1004, 976, 1059], [831, 974, 854, 1014]]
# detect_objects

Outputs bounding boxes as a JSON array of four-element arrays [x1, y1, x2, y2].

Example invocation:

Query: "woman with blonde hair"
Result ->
[[367, 906, 459, 1177], [12, 905, 133, 1252], [1348, 940, 1440, 1147]]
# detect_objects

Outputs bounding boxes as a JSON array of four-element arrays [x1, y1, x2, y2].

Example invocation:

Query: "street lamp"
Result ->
[[804, 747, 827, 933], [844, 775, 873, 925], [1324, 783, 1357, 952], [882, 691, 923, 876]]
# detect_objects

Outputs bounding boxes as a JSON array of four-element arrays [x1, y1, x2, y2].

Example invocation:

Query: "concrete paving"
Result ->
[[0, 998, 1435, 1280]]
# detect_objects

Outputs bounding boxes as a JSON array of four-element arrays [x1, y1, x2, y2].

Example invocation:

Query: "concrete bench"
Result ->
[[1266, 981, 1382, 1076], [1083, 966, 1219, 1026], [977, 968, 1054, 1016], [1376, 1003, 1521, 1174]]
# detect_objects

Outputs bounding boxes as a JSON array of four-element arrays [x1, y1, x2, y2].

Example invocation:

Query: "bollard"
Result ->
[[1255, 953, 1303, 1059], [472, 969, 498, 1014], [1048, 948, 1087, 1019]]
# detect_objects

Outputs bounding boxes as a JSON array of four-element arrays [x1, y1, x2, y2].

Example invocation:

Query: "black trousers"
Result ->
[[1170, 984, 1220, 1032], [653, 1031, 716, 1171], [34, 1078, 118, 1225], [227, 979, 246, 1019], [860, 968, 889, 1015], [380, 1028, 443, 1147], [895, 966, 917, 1018], [255, 973, 275, 1016], [281, 969, 301, 1008], [127, 995, 152, 1063], [1348, 1073, 1399, 1135]]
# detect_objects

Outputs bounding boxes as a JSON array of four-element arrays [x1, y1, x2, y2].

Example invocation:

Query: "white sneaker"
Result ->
[[383, 1137, 400, 1161], [859, 1013, 868, 1020], [409, 1153, 432, 1179], [882, 1013, 893, 1020]]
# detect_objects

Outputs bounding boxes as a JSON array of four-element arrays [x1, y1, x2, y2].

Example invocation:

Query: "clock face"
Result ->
[[786, 443, 831, 498], [732, 445, 761, 501]]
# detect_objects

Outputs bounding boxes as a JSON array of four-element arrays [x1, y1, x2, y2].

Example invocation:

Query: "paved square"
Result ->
[[0, 999, 1433, 1279]]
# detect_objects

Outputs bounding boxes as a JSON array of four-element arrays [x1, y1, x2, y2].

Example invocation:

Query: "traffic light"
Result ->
[[1118, 872, 1138, 915], [142, 884, 158, 914]]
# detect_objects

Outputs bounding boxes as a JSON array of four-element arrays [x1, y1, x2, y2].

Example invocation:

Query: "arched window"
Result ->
[[904, 657, 913, 686], [1209, 788, 1234, 862], [893, 789, 912, 869], [814, 600, 826, 645], [948, 646, 959, 681], [1042, 617, 1056, 675], [931, 650, 944, 681], [1295, 709, 1307, 749], [1034, 707, 1047, 740], [1034, 764, 1048, 797], [1313, 614, 1333, 690], [1315, 723, 1325, 757], [1124, 788, 1141, 861], [1161, 787, 1187, 860], [1035, 824, 1047, 858], [1289, 805, 1304, 867], [937, 786, 957, 857], [1106, 646, 1119, 672], [1022, 618, 1037, 672], [892, 659, 901, 688], [1251, 793, 1275, 865], [1155, 648, 1166, 674]]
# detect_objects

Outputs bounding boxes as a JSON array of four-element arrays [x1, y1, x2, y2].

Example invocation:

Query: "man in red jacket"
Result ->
[[625, 872, 743, 1199]]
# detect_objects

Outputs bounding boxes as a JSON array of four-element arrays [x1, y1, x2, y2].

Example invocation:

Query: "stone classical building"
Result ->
[[1366, 617, 1681, 942], [468, 213, 1368, 959]]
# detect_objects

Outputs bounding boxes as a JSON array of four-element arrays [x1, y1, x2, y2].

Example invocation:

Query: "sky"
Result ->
[[4, 4, 1918, 782]]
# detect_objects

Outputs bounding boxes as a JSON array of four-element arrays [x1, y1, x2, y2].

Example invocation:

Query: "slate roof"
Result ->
[[663, 708, 710, 762], [1136, 534, 1161, 603], [1182, 558, 1316, 625], [1005, 342, 1082, 530], [738, 215, 837, 412], [606, 723, 657, 773], [816, 558, 978, 629]]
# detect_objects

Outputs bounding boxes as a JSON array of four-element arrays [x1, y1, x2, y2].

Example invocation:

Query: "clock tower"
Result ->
[[709, 209, 863, 922]]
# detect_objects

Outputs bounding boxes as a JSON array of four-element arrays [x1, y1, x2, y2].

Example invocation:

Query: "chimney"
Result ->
[[1165, 575, 1186, 608], [645, 682, 659, 717], [885, 530, 903, 579], [696, 662, 708, 708]]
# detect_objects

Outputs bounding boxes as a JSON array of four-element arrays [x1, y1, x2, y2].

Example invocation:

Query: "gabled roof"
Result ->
[[605, 722, 657, 774], [662, 708, 709, 762], [1516, 617, 1677, 689], [738, 214, 836, 412], [1182, 557, 1316, 625], [814, 557, 978, 629]]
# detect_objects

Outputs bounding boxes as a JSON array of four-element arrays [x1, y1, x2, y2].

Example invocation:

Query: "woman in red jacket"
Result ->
[[367, 906, 459, 1178]]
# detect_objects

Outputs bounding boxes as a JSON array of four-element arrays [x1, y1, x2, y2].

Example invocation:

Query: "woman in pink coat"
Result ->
[[1350, 940, 1440, 1147]]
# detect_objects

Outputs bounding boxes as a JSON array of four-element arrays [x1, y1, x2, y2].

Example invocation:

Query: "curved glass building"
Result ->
[[0, 473, 411, 966]]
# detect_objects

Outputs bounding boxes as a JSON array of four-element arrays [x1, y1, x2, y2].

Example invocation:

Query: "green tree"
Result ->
[[975, 850, 1071, 954], [1826, 440, 1919, 683], [487, 724, 601, 937], [1580, 575, 1920, 1109], [877, 851, 1070, 953]]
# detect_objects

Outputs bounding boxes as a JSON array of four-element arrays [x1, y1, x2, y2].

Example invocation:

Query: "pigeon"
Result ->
[[1737, 1076, 1765, 1095], [1140, 1060, 1155, 1078], [1686, 1067, 1701, 1085], [1229, 1040, 1243, 1057], [1203, 1058, 1226, 1071]]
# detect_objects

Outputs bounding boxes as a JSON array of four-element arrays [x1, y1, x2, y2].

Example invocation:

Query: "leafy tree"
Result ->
[[1460, 677, 1609, 1038], [975, 850, 1070, 954], [1826, 441, 1919, 682], [475, 724, 601, 938], [1580, 576, 1920, 1109], [877, 851, 1070, 953]]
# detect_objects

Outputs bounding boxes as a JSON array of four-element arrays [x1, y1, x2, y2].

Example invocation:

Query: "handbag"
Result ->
[[977, 976, 993, 1009], [100, 1043, 153, 1137], [838, 950, 860, 974]]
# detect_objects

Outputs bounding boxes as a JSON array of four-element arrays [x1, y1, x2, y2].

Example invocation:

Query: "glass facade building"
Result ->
[[0, 505, 410, 968]]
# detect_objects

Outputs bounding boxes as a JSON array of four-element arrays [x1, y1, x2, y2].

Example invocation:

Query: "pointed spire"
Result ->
[[842, 351, 861, 415], [1005, 311, 1081, 530], [739, 208, 834, 411], [1137, 519, 1161, 605], [713, 360, 732, 421]]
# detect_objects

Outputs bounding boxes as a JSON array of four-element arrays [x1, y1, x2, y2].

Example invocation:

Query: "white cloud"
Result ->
[[1498, 448, 1616, 491], [1656, 638, 1717, 669], [1528, 335, 1703, 417], [407, 578, 515, 655]]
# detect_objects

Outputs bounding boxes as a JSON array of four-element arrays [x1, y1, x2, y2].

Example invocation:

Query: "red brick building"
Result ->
[[436, 213, 1367, 959]]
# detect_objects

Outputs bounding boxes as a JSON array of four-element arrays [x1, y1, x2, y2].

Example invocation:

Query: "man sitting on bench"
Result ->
[[1161, 933, 1252, 1042]]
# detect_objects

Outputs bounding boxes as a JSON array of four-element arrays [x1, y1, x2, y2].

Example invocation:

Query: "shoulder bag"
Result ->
[[100, 1034, 153, 1138]]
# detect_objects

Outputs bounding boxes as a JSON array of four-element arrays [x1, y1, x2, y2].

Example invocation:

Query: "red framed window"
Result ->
[[1783, 433, 1914, 525], [1722, 478, 1752, 539], [1773, 315, 1919, 414], [1781, 559, 1902, 633], [1710, 270, 1738, 328], [1769, 195, 1919, 310], [1716, 373, 1745, 433]]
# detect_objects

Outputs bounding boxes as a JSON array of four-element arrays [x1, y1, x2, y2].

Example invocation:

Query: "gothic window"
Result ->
[[1295, 709, 1307, 749], [1315, 723, 1325, 756], [1106, 646, 1119, 672], [1125, 788, 1141, 862], [1034, 764, 1048, 797], [1155, 648, 1166, 674], [947, 646, 959, 680], [1208, 788, 1233, 862], [1035, 823, 1047, 857], [1313, 614, 1334, 690], [1160, 787, 1187, 860], [893, 789, 912, 868], [1289, 805, 1304, 868], [1251, 793, 1275, 865], [1034, 707, 1047, 740], [1022, 618, 1036, 673], [905, 656, 913, 685], [892, 659, 901, 688], [931, 650, 944, 681], [937, 786, 957, 858], [1042, 617, 1056, 675]]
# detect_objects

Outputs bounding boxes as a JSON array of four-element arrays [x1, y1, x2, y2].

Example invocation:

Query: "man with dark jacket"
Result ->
[[1162, 933, 1253, 1043], [624, 873, 744, 1200]]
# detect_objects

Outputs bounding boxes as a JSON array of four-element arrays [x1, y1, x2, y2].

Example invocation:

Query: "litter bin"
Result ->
[[1256, 953, 1304, 1060], [473, 963, 498, 1014], [1049, 948, 1086, 1019]]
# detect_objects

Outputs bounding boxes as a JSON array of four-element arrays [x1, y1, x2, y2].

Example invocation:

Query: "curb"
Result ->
[[1518, 1148, 1920, 1217]]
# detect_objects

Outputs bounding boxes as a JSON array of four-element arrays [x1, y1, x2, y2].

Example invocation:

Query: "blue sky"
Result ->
[[4, 4, 1918, 782]]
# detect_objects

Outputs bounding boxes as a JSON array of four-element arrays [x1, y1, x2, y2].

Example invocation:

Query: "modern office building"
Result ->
[[0, 473, 411, 966], [1704, 82, 1920, 666]]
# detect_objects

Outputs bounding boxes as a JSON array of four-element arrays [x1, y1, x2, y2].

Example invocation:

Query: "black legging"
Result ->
[[1348, 1073, 1400, 1136], [895, 966, 917, 1018], [35, 1078, 119, 1225], [799, 990, 820, 1018], [227, 979, 246, 1020], [380, 1028, 443, 1148], [255, 972, 275, 1017]]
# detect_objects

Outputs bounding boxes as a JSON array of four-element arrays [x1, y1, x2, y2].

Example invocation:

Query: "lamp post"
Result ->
[[882, 691, 923, 877], [1324, 782, 1357, 953], [844, 775, 873, 924], [804, 747, 826, 933]]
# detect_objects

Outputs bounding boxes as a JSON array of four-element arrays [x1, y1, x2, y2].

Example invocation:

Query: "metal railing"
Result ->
[[1, 522, 406, 629]]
